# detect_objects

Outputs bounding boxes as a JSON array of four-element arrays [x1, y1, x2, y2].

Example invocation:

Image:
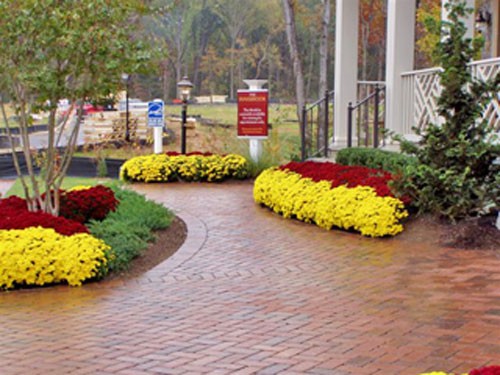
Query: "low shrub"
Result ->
[[254, 168, 408, 237], [336, 147, 416, 174], [119, 153, 249, 183], [0, 196, 89, 236], [0, 227, 110, 289], [88, 185, 174, 272]]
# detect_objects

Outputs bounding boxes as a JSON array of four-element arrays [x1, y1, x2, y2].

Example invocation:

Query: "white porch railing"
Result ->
[[401, 57, 500, 136]]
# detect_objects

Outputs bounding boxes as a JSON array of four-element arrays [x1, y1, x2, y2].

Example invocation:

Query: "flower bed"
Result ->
[[0, 227, 110, 288], [419, 366, 500, 375], [0, 185, 119, 290], [1, 184, 175, 290], [279, 161, 395, 197], [119, 153, 249, 183], [0, 195, 89, 235], [254, 162, 408, 237]]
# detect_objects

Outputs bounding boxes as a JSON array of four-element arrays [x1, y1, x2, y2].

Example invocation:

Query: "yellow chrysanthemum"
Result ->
[[119, 153, 248, 183], [254, 168, 408, 237], [0, 227, 111, 289]]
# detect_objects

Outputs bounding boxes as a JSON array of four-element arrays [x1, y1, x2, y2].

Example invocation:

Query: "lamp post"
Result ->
[[121, 73, 130, 142], [177, 76, 193, 154]]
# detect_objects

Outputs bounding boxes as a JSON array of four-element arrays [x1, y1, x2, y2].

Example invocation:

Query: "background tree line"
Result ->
[[131, 0, 446, 103]]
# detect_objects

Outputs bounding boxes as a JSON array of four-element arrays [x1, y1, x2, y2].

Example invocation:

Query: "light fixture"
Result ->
[[177, 76, 193, 102], [177, 76, 194, 154]]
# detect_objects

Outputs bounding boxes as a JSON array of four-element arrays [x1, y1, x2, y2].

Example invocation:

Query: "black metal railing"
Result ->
[[347, 84, 385, 148], [301, 89, 334, 161]]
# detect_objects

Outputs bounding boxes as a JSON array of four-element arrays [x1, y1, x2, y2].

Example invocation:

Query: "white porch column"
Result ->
[[333, 0, 359, 146], [385, 0, 416, 136], [442, 0, 475, 39]]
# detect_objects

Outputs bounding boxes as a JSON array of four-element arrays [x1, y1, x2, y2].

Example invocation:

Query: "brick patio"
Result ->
[[0, 181, 499, 375]]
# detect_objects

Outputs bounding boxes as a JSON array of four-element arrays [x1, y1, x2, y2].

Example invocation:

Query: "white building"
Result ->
[[333, 0, 500, 149]]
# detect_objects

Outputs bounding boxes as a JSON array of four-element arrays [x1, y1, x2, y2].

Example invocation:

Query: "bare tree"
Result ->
[[318, 0, 331, 149], [215, 0, 255, 100], [282, 0, 306, 126]]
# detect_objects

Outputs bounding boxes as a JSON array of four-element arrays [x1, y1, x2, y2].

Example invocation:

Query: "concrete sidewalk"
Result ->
[[0, 182, 498, 375], [0, 179, 14, 197]]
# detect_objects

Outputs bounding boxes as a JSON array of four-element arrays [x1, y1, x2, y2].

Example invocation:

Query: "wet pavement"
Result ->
[[0, 181, 499, 375]]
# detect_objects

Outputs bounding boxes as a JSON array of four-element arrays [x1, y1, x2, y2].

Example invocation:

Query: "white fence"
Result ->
[[401, 57, 500, 136]]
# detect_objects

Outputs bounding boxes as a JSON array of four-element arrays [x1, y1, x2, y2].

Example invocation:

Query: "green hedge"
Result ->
[[88, 183, 174, 272], [336, 147, 416, 173]]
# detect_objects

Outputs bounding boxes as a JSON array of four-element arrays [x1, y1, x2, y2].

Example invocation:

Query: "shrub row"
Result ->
[[254, 168, 408, 237], [0, 227, 110, 289], [120, 153, 249, 183], [88, 184, 174, 272], [336, 147, 416, 174]]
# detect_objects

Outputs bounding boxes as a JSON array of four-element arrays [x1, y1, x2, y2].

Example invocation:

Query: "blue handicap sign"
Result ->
[[148, 100, 164, 127]]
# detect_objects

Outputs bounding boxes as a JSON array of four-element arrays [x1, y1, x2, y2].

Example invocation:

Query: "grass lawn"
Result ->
[[164, 103, 298, 128], [5, 176, 111, 198], [77, 103, 302, 165]]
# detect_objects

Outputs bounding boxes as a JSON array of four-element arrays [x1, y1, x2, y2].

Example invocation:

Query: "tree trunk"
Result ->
[[282, 0, 306, 127], [229, 41, 236, 100], [162, 61, 170, 102], [306, 41, 315, 98], [318, 0, 331, 152], [175, 12, 184, 84]]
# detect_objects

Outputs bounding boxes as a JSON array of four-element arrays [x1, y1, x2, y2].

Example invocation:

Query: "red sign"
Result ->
[[237, 90, 268, 138]]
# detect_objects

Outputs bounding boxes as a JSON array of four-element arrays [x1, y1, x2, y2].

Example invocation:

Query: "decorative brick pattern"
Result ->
[[0, 181, 498, 374]]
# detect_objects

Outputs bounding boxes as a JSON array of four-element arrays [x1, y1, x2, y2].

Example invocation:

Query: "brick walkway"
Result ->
[[1, 181, 499, 375]]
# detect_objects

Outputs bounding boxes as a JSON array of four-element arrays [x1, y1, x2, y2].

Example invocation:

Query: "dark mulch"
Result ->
[[400, 213, 499, 252], [110, 216, 188, 279], [440, 215, 499, 251]]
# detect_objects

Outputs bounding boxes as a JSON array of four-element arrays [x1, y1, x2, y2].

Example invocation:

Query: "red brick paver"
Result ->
[[1, 181, 499, 375]]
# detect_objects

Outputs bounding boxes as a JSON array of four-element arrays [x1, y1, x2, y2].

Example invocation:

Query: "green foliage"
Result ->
[[241, 128, 299, 178], [88, 183, 174, 272], [0, 0, 151, 215], [336, 147, 416, 174], [416, 0, 442, 66], [395, 0, 500, 221]]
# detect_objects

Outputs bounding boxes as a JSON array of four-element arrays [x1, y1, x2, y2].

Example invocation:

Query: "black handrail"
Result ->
[[301, 89, 334, 161], [347, 85, 384, 148]]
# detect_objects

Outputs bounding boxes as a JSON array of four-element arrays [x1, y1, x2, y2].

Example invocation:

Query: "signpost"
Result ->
[[148, 99, 164, 154], [238, 80, 269, 162], [237, 91, 269, 138]]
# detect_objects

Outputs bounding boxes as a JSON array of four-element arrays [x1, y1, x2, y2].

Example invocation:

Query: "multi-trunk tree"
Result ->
[[0, 0, 150, 215]]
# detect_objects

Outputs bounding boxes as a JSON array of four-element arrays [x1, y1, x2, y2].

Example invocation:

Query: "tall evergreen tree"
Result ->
[[395, 0, 499, 221]]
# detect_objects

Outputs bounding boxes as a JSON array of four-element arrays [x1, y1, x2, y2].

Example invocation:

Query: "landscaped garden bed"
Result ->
[[254, 160, 409, 237], [0, 184, 174, 290], [420, 366, 500, 375], [120, 152, 249, 183]]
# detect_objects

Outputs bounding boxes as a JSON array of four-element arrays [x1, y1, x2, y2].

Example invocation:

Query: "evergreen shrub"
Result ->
[[336, 147, 416, 174]]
